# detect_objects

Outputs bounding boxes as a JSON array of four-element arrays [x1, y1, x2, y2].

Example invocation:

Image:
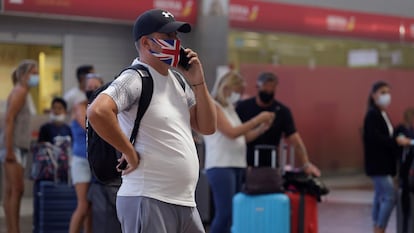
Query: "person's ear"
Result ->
[[143, 36, 161, 52], [140, 36, 151, 50]]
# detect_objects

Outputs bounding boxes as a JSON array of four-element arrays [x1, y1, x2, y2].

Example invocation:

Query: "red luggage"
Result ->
[[280, 142, 323, 233], [287, 191, 318, 233]]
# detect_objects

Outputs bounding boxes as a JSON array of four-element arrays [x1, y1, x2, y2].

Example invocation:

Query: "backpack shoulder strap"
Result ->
[[171, 69, 186, 91], [124, 64, 153, 144], [117, 64, 150, 79]]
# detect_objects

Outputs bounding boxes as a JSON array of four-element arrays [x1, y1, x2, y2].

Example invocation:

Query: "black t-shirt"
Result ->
[[236, 97, 296, 167], [38, 122, 73, 144]]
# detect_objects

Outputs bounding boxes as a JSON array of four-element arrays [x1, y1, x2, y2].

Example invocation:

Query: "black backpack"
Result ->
[[87, 65, 186, 184], [86, 64, 153, 184]]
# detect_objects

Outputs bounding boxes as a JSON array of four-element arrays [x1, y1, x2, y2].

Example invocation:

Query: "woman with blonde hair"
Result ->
[[204, 71, 274, 233], [0, 59, 38, 233]]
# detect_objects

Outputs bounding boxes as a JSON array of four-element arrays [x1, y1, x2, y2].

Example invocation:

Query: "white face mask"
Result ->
[[376, 93, 391, 108], [50, 113, 66, 123], [228, 92, 241, 104]]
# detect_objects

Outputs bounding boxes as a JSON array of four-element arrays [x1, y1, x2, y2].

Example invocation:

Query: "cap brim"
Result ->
[[158, 21, 191, 34]]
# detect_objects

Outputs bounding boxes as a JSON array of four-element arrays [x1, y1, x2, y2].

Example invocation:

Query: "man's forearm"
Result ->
[[294, 141, 309, 165], [87, 107, 134, 157], [192, 84, 216, 135], [289, 132, 310, 165]]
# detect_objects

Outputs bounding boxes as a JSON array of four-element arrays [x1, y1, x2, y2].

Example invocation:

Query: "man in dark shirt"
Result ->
[[236, 72, 320, 176]]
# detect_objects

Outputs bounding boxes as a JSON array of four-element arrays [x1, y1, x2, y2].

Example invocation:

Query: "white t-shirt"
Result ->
[[102, 60, 199, 207], [381, 111, 393, 136], [64, 86, 86, 112], [204, 103, 247, 169]]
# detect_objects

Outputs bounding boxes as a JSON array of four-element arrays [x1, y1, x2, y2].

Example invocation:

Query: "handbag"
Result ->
[[31, 139, 71, 182], [242, 145, 284, 195], [283, 170, 329, 201], [243, 166, 284, 195]]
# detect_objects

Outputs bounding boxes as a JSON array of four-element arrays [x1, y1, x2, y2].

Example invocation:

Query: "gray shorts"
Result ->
[[116, 196, 205, 233], [0, 147, 28, 168]]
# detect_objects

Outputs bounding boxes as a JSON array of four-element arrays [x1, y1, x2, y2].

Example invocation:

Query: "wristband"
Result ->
[[191, 81, 204, 87]]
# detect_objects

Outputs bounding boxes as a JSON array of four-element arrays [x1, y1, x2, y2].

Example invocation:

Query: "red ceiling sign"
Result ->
[[3, 0, 414, 42], [3, 0, 198, 24], [229, 0, 414, 42]]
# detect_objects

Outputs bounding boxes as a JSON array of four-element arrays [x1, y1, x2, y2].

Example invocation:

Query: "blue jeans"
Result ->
[[206, 167, 244, 233], [371, 175, 396, 229]]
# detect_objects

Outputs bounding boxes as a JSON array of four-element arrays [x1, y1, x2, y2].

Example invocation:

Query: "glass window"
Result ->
[[0, 43, 62, 114]]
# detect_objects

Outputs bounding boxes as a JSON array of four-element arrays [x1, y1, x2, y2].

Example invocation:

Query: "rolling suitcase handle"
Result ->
[[254, 145, 277, 168], [279, 141, 296, 175]]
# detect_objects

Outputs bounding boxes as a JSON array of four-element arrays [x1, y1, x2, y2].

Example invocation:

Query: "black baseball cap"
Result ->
[[257, 72, 278, 86], [133, 9, 191, 41]]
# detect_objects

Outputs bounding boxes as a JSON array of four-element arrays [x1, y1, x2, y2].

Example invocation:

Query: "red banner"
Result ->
[[3, 0, 198, 24], [229, 0, 414, 42]]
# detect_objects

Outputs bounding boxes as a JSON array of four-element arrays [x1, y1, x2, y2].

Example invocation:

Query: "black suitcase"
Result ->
[[33, 181, 77, 233]]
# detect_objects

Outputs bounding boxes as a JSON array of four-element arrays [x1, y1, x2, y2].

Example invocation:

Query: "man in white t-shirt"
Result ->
[[87, 8, 217, 233], [64, 65, 95, 113]]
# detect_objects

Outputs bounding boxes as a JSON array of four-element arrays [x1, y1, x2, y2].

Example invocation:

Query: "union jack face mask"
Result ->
[[150, 38, 181, 67]]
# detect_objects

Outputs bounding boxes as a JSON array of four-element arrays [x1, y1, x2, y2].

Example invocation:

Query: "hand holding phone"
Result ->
[[179, 47, 191, 70], [118, 159, 128, 170]]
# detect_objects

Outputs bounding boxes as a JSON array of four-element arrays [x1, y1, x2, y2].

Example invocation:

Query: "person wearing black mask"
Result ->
[[69, 73, 103, 233], [236, 72, 320, 176], [85, 73, 104, 100]]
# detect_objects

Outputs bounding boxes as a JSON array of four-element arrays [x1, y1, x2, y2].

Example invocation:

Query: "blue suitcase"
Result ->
[[33, 181, 77, 233], [232, 193, 290, 233]]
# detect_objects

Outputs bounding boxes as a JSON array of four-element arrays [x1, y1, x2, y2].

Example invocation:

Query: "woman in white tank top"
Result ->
[[204, 71, 275, 233]]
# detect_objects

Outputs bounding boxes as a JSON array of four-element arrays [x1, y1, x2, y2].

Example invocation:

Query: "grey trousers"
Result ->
[[117, 196, 205, 233]]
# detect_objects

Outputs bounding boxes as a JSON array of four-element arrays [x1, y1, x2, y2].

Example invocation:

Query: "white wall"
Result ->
[[62, 34, 136, 92]]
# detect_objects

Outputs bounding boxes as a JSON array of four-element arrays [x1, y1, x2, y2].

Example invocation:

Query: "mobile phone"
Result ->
[[118, 160, 128, 170], [116, 151, 128, 170], [179, 47, 191, 70]]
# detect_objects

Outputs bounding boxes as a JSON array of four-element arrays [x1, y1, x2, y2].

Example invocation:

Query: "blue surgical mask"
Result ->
[[28, 74, 39, 87]]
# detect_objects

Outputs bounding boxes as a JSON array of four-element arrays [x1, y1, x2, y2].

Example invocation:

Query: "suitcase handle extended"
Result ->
[[254, 145, 277, 168], [279, 141, 295, 175]]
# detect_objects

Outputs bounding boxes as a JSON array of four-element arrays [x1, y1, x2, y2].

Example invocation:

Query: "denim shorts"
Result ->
[[70, 155, 92, 184], [0, 147, 28, 168]]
